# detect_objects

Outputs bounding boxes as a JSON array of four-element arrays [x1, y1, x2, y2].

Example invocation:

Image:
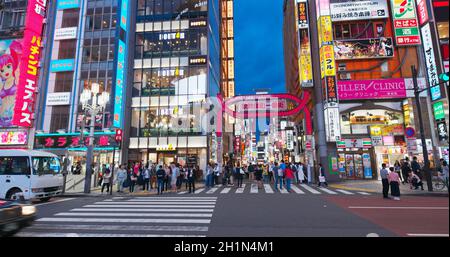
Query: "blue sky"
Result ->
[[234, 0, 286, 95]]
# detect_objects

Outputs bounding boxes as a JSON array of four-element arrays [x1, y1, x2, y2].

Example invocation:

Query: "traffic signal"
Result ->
[[439, 72, 449, 82], [115, 129, 123, 143]]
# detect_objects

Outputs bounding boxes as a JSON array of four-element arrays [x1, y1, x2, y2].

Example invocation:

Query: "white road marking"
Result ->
[[263, 184, 274, 194], [290, 185, 305, 194], [317, 187, 338, 195], [250, 184, 258, 193], [194, 188, 205, 194], [335, 189, 355, 195], [70, 208, 214, 212], [407, 234, 449, 237], [206, 187, 220, 194], [128, 196, 215, 199], [34, 198, 75, 206], [177, 191, 188, 194], [357, 192, 371, 195], [84, 205, 216, 208], [220, 188, 231, 194], [94, 201, 216, 205], [300, 184, 321, 194], [15, 232, 206, 237], [366, 233, 380, 237], [124, 198, 217, 201], [236, 184, 246, 193], [55, 212, 213, 218], [27, 224, 209, 232], [349, 206, 449, 210], [280, 187, 289, 194], [36, 217, 211, 224]]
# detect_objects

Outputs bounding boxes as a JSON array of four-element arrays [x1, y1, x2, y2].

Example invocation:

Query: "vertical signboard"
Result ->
[[416, 0, 429, 26], [12, 0, 47, 127], [391, 0, 421, 46], [297, 0, 313, 87], [113, 0, 129, 128], [421, 23, 441, 101]]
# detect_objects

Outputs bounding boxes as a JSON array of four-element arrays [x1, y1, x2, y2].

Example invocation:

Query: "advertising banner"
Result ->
[[437, 121, 448, 142], [363, 153, 372, 178], [338, 78, 408, 100], [321, 45, 336, 78], [297, 0, 313, 87], [46, 92, 71, 106], [0, 131, 28, 145], [320, 16, 333, 45], [35, 133, 118, 149], [54, 27, 77, 40], [324, 76, 338, 103], [421, 23, 441, 101], [50, 59, 75, 72], [0, 39, 22, 127], [391, 0, 421, 46], [297, 0, 308, 29], [12, 0, 47, 127], [433, 101, 445, 121], [416, 0, 429, 26], [324, 107, 341, 142], [330, 0, 389, 21], [113, 39, 126, 128], [334, 38, 394, 60]]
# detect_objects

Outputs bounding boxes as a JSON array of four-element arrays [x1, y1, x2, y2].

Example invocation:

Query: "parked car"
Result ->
[[0, 199, 36, 237]]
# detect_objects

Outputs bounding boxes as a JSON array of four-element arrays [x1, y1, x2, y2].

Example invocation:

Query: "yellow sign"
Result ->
[[320, 16, 333, 44], [370, 125, 404, 136], [299, 54, 313, 82], [157, 144, 176, 151], [320, 45, 336, 78]]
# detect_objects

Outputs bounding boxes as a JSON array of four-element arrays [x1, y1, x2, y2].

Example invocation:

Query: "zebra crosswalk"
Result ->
[[16, 196, 217, 237], [177, 183, 371, 196]]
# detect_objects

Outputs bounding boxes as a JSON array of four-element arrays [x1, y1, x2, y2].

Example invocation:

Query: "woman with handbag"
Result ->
[[317, 163, 328, 187]]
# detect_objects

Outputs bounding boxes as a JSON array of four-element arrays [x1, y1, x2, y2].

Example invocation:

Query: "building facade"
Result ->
[[127, 0, 221, 172], [284, 0, 449, 181]]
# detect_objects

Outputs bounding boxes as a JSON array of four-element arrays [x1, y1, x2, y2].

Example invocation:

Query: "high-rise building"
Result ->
[[128, 0, 221, 171]]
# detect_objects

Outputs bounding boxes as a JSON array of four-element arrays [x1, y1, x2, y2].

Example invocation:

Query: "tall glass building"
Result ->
[[128, 0, 221, 171]]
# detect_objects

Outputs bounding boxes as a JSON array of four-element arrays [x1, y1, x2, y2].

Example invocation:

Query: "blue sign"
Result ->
[[57, 0, 80, 9], [120, 0, 129, 31], [113, 40, 126, 128], [363, 153, 372, 179], [50, 59, 75, 72], [430, 86, 441, 101]]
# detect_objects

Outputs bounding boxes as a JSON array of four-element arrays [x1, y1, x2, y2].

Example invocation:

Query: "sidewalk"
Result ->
[[329, 180, 449, 196]]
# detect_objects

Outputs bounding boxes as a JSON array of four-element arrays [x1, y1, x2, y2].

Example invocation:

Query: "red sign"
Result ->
[[417, 0, 429, 25], [12, 0, 47, 127]]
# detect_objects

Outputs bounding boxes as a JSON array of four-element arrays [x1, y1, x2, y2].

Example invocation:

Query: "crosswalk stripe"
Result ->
[[25, 224, 209, 232], [290, 185, 305, 194], [94, 201, 216, 205], [263, 184, 274, 194], [335, 189, 354, 195], [250, 184, 258, 193], [84, 205, 216, 208], [15, 232, 206, 237], [194, 188, 205, 194], [206, 187, 220, 194], [357, 192, 371, 195], [236, 184, 246, 193], [124, 198, 217, 201], [280, 187, 289, 194], [70, 208, 214, 212], [178, 191, 188, 194], [300, 184, 321, 194], [37, 217, 211, 224], [317, 187, 338, 194], [55, 212, 213, 218], [220, 187, 231, 194], [128, 196, 216, 200]]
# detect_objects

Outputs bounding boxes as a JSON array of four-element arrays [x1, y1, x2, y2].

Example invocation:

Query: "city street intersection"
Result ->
[[16, 184, 449, 237]]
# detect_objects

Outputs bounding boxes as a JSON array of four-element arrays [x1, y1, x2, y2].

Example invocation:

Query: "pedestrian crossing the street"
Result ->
[[183, 183, 372, 196], [16, 196, 218, 237]]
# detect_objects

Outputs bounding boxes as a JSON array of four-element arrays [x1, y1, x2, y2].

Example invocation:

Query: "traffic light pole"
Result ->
[[412, 65, 433, 191], [110, 144, 116, 196]]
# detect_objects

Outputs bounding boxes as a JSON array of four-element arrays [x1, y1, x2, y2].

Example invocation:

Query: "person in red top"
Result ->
[[285, 164, 295, 192]]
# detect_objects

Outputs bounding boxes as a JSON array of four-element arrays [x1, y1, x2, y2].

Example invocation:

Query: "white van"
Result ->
[[0, 150, 63, 202]]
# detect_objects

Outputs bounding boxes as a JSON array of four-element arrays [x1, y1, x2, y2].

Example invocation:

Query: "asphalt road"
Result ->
[[13, 184, 449, 237]]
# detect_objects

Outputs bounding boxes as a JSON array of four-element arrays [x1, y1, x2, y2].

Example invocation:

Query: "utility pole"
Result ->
[[412, 65, 433, 191]]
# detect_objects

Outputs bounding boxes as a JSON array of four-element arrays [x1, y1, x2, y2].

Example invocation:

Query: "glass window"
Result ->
[[0, 157, 30, 175], [32, 157, 61, 175]]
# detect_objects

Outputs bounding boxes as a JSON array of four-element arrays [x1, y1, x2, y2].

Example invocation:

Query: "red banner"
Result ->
[[12, 0, 47, 127]]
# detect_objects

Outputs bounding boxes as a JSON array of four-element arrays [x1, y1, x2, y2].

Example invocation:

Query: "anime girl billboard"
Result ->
[[0, 39, 22, 127]]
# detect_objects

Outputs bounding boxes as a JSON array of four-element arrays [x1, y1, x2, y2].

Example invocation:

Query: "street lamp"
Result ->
[[80, 83, 110, 194]]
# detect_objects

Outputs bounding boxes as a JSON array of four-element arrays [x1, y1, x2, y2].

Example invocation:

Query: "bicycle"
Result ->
[[432, 175, 448, 191]]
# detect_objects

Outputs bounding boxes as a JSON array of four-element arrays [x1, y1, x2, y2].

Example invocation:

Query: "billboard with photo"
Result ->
[[0, 39, 22, 127], [334, 38, 394, 60]]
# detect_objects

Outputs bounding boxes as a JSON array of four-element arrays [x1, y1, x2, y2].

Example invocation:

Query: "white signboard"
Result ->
[[54, 27, 77, 40], [421, 23, 441, 101], [46, 92, 71, 106], [286, 130, 294, 150], [371, 136, 383, 146], [324, 107, 341, 142], [330, 0, 389, 21]]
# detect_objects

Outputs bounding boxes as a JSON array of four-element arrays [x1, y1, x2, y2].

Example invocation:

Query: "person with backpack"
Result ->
[[156, 165, 166, 195], [285, 164, 295, 192]]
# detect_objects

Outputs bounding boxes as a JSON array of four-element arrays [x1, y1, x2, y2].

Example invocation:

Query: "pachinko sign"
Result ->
[[12, 0, 47, 127], [0, 131, 28, 145]]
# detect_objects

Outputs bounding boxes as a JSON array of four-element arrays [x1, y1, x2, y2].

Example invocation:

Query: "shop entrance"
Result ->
[[341, 153, 364, 179], [157, 152, 176, 165]]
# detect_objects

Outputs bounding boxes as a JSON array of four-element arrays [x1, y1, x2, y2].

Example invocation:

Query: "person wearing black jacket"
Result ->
[[187, 165, 196, 193], [156, 165, 166, 195], [401, 158, 412, 184], [411, 156, 422, 180]]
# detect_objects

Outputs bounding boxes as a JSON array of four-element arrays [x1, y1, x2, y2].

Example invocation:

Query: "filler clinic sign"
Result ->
[[338, 78, 409, 100], [12, 0, 47, 127]]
